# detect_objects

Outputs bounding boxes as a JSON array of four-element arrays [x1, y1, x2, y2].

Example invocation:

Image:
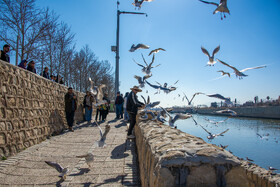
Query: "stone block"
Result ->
[[6, 121, 13, 131], [187, 165, 217, 187], [226, 166, 250, 187], [0, 133, 6, 145], [0, 121, 5, 131]]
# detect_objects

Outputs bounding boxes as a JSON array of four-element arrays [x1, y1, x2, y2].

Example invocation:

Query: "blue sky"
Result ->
[[33, 0, 280, 106]]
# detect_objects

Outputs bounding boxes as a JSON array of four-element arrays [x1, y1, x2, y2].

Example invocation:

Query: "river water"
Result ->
[[175, 114, 280, 171]]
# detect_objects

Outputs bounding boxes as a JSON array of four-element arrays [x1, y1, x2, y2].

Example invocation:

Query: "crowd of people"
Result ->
[[0, 44, 64, 84]]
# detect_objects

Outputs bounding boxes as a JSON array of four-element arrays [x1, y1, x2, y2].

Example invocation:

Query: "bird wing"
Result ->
[[201, 46, 210, 57], [133, 59, 145, 68], [45, 161, 64, 173], [183, 92, 190, 104], [168, 80, 179, 89], [192, 116, 198, 125], [212, 45, 220, 57], [147, 95, 150, 104], [136, 43, 150, 49], [216, 129, 229, 137], [256, 133, 263, 139], [198, 0, 219, 6], [148, 54, 155, 68], [173, 114, 192, 122], [76, 154, 89, 158], [217, 117, 230, 123], [199, 124, 211, 135], [217, 59, 240, 73], [240, 65, 266, 73], [141, 95, 147, 104], [134, 75, 142, 83], [207, 93, 227, 100], [101, 125, 110, 140], [143, 74, 152, 81], [144, 0, 154, 2], [97, 124, 103, 138], [146, 81, 160, 89], [160, 106, 172, 118], [141, 53, 149, 66], [150, 101, 160, 108]]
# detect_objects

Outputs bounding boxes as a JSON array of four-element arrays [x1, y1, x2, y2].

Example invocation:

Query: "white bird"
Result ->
[[95, 123, 110, 148], [89, 77, 98, 95], [217, 70, 231, 77], [134, 74, 152, 88], [256, 133, 269, 140], [160, 107, 192, 127], [148, 48, 166, 56], [204, 117, 230, 125], [199, 125, 229, 140], [201, 45, 220, 66], [129, 43, 150, 52], [134, 54, 160, 75], [182, 92, 204, 105], [146, 80, 178, 94], [215, 109, 237, 116], [132, 0, 153, 9], [141, 95, 160, 109], [76, 153, 94, 168], [45, 161, 69, 180], [198, 0, 230, 20], [217, 59, 267, 79]]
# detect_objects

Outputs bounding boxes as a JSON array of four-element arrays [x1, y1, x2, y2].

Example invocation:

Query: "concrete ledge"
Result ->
[[134, 116, 280, 187]]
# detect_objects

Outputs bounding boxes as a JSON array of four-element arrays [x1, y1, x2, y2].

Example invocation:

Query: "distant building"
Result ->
[[243, 101, 254, 107], [211, 102, 218, 108]]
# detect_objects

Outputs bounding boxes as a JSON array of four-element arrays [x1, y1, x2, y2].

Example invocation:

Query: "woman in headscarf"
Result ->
[[18, 60, 27, 69]]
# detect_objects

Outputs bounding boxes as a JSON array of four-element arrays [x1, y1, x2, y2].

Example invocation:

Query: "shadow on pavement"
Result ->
[[69, 168, 90, 176], [110, 143, 129, 159], [94, 174, 126, 187]]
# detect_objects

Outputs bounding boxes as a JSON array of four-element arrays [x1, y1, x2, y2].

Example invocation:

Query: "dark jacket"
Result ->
[[83, 95, 94, 108], [27, 65, 36, 74], [115, 95, 124, 105], [65, 93, 77, 113], [18, 60, 27, 69], [42, 71, 50, 79], [126, 91, 144, 114], [0, 50, 10, 63]]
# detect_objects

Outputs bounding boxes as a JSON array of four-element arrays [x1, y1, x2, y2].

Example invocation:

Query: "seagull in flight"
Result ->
[[199, 124, 229, 140], [198, 0, 230, 20], [160, 107, 192, 128], [76, 153, 94, 168], [134, 74, 151, 88], [182, 92, 204, 105], [146, 80, 178, 94], [45, 161, 69, 180], [217, 59, 267, 79], [217, 70, 231, 77], [129, 43, 150, 52], [256, 133, 269, 140], [204, 117, 230, 125], [134, 54, 160, 75], [132, 0, 153, 9], [95, 122, 110, 148], [141, 95, 160, 110], [215, 109, 237, 116], [149, 48, 166, 56], [201, 45, 220, 66]]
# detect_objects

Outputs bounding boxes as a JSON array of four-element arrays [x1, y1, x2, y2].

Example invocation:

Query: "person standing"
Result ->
[[103, 93, 110, 121], [27, 61, 37, 74], [123, 92, 130, 122], [0, 44, 10, 63], [126, 86, 145, 139], [115, 91, 124, 119], [83, 91, 94, 124], [41, 67, 50, 79], [65, 87, 77, 132]]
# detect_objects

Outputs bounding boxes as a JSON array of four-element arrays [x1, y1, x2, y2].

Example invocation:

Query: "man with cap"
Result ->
[[0, 44, 10, 63], [126, 86, 145, 139]]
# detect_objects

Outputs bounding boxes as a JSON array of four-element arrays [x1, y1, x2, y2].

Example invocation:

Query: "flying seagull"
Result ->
[[95, 122, 111, 148], [160, 107, 192, 128], [215, 109, 237, 116], [206, 93, 230, 101], [217, 59, 267, 79], [201, 45, 220, 66], [148, 48, 166, 56], [217, 70, 231, 77], [256, 133, 269, 140], [199, 124, 229, 140], [182, 92, 204, 105], [204, 117, 230, 125], [146, 80, 178, 94], [134, 54, 160, 75], [134, 74, 151, 88], [132, 0, 153, 9], [45, 161, 69, 180], [76, 153, 94, 168], [141, 95, 160, 109], [198, 0, 230, 20], [129, 43, 150, 52]]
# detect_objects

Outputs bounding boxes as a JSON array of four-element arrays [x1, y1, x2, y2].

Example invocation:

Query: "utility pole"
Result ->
[[113, 2, 147, 96]]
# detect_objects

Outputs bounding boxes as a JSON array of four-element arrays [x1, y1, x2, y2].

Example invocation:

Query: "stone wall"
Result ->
[[134, 115, 280, 187], [196, 106, 280, 119], [0, 60, 85, 157]]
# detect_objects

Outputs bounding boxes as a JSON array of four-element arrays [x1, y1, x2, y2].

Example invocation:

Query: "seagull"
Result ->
[[45, 161, 69, 180], [89, 77, 98, 95], [256, 133, 269, 140], [198, 0, 230, 20], [134, 74, 152, 88], [215, 109, 237, 116], [217, 59, 267, 79], [76, 153, 94, 168], [201, 45, 220, 66], [160, 107, 192, 128], [268, 167, 278, 171], [140, 111, 156, 120], [219, 144, 228, 149], [156, 111, 167, 124], [199, 124, 229, 140], [246, 157, 254, 162], [204, 117, 230, 125], [134, 54, 160, 75], [182, 92, 204, 105], [191, 116, 199, 126], [146, 80, 177, 94], [129, 43, 150, 52], [148, 48, 166, 56], [141, 95, 160, 109], [217, 70, 231, 77], [206, 93, 231, 102], [95, 123, 110, 148], [132, 0, 153, 9]]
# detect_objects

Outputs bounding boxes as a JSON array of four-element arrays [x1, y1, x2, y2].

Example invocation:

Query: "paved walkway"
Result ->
[[0, 114, 140, 187]]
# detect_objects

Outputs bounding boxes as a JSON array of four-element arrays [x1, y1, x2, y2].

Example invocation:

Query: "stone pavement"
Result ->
[[0, 114, 140, 187]]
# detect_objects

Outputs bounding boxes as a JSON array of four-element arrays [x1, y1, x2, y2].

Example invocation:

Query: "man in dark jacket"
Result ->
[[115, 91, 124, 119], [126, 86, 145, 138], [0, 44, 10, 63], [41, 67, 50, 79], [27, 61, 37, 74], [65, 87, 77, 131]]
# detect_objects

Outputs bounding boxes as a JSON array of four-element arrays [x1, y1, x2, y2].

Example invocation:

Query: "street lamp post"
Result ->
[[114, 9, 147, 96]]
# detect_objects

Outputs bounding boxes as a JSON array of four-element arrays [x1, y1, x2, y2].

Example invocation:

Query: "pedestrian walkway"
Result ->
[[0, 114, 140, 187]]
